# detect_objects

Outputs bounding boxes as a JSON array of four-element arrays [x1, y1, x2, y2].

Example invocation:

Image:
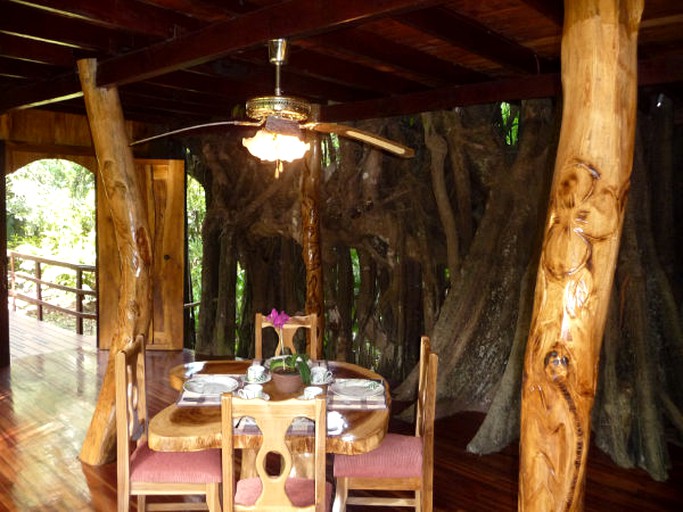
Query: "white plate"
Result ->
[[183, 375, 239, 396], [243, 372, 272, 384], [329, 379, 383, 399]]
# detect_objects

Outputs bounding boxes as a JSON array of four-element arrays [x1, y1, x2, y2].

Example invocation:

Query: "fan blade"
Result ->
[[304, 122, 414, 158], [130, 120, 263, 146]]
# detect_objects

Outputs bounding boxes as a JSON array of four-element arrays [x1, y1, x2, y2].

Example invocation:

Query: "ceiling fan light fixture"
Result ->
[[242, 129, 310, 163]]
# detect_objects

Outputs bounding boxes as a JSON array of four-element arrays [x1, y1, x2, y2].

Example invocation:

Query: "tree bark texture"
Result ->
[[302, 136, 324, 356], [77, 58, 152, 465], [395, 100, 557, 415], [519, 2, 643, 511], [189, 89, 681, 484]]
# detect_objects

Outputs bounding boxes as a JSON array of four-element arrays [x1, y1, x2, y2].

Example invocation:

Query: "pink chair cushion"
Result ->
[[130, 442, 222, 483], [333, 433, 423, 478], [235, 477, 333, 510]]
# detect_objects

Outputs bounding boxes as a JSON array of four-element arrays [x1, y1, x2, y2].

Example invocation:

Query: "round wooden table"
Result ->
[[148, 359, 391, 457]]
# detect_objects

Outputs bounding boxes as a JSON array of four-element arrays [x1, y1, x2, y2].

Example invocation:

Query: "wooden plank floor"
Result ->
[[1, 312, 682, 511]]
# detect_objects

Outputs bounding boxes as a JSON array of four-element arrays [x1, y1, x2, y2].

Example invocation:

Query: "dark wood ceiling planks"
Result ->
[[1, 0, 682, 128]]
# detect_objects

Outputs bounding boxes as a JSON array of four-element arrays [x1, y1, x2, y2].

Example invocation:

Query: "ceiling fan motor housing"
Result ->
[[246, 95, 311, 122]]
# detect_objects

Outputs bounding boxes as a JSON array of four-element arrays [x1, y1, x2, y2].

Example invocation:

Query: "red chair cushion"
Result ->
[[333, 433, 423, 478], [130, 442, 222, 483], [235, 477, 332, 510]]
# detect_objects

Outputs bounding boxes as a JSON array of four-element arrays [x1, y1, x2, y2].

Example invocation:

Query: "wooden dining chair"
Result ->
[[221, 395, 332, 511], [255, 312, 318, 360], [333, 336, 438, 512], [115, 334, 222, 512]]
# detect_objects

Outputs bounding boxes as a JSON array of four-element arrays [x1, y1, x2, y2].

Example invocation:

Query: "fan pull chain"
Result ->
[[275, 160, 283, 178]]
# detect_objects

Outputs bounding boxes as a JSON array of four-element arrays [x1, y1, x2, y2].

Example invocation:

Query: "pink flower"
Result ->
[[266, 309, 290, 329]]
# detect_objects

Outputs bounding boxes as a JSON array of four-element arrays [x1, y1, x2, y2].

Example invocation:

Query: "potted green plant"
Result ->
[[269, 351, 312, 386]]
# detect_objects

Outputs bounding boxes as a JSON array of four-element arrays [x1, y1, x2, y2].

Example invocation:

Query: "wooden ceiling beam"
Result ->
[[140, 0, 256, 20], [0, 33, 76, 68], [285, 48, 427, 95], [95, 0, 444, 87], [518, 0, 564, 27], [395, 6, 545, 75], [0, 73, 84, 111], [7, 0, 200, 37], [0, 3, 147, 52], [320, 54, 683, 123], [320, 73, 561, 123], [300, 28, 488, 86], [185, 57, 377, 103], [119, 91, 227, 119], [0, 57, 64, 81]]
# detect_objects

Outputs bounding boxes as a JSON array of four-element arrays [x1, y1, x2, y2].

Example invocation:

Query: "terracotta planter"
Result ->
[[271, 371, 303, 394]]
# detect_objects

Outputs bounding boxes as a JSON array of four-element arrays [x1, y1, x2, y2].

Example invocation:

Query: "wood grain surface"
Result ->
[[519, 1, 643, 510], [150, 360, 390, 455], [2, 319, 682, 511]]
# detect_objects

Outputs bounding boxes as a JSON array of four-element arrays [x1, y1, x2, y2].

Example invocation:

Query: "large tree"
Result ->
[[189, 92, 682, 481]]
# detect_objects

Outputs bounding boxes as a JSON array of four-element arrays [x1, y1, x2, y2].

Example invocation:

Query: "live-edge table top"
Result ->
[[148, 359, 391, 455]]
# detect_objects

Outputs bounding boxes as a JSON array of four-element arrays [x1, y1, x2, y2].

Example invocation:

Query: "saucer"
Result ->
[[243, 372, 272, 384], [237, 392, 270, 401], [310, 374, 334, 385]]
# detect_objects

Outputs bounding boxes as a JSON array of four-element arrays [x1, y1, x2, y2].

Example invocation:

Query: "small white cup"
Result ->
[[239, 383, 263, 399], [303, 386, 323, 400], [247, 364, 266, 382], [311, 367, 333, 384]]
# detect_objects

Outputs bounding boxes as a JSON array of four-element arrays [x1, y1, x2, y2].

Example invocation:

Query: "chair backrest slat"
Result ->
[[255, 313, 318, 360], [115, 334, 148, 510], [221, 395, 327, 511]]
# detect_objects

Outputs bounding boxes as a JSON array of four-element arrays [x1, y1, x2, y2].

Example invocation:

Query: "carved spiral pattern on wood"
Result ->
[[543, 161, 619, 279]]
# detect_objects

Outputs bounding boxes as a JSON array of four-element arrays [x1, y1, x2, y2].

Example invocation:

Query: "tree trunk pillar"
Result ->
[[301, 130, 324, 357], [519, 1, 643, 510], [77, 58, 153, 465]]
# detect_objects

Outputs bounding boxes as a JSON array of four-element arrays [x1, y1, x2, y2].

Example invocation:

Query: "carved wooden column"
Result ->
[[301, 129, 324, 357], [77, 58, 153, 465], [519, 1, 643, 510]]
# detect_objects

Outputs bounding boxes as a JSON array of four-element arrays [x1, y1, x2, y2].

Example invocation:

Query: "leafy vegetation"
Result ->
[[7, 159, 96, 262], [186, 174, 205, 314], [7, 159, 207, 338], [499, 101, 520, 146], [6, 159, 97, 333]]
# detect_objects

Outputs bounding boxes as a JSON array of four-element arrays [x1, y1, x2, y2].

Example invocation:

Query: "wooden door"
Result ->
[[97, 159, 185, 350]]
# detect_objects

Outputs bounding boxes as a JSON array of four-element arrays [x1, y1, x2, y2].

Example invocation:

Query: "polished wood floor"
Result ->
[[1, 312, 682, 511]]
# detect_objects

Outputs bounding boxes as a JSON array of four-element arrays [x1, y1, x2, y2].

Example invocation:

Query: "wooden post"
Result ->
[[0, 140, 8, 368], [519, 1, 643, 510], [76, 268, 84, 335], [301, 126, 324, 357], [77, 58, 153, 465], [35, 260, 43, 321]]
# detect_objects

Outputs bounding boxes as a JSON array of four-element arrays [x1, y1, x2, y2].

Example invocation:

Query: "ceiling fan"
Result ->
[[130, 39, 414, 175]]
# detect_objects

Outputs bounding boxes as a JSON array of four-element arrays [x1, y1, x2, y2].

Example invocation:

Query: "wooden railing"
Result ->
[[7, 251, 97, 335]]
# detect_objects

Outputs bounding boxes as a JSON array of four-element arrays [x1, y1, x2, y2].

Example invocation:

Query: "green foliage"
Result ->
[[6, 159, 95, 263], [321, 133, 341, 168], [350, 248, 360, 337], [235, 262, 246, 339], [500, 102, 520, 146], [186, 175, 206, 308], [6, 159, 97, 333]]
